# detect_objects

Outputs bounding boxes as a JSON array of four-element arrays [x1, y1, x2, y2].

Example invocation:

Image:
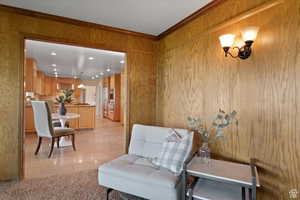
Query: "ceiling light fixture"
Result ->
[[53, 68, 57, 71], [91, 76, 95, 80], [74, 76, 78, 79], [95, 75, 99, 78], [88, 57, 94, 60], [100, 72, 104, 75], [106, 68, 111, 72], [219, 26, 259, 60], [120, 60, 125, 64], [52, 64, 57, 67], [51, 52, 56, 56]]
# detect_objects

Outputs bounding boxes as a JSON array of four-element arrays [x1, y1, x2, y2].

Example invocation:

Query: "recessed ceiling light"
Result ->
[[88, 57, 94, 60], [53, 68, 57, 71], [95, 75, 99, 78], [51, 52, 56, 56], [100, 72, 104, 75], [106, 68, 111, 72], [120, 60, 125, 64], [52, 64, 57, 67]]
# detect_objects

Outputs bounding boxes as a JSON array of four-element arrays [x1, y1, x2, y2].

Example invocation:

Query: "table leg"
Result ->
[[55, 119, 72, 147]]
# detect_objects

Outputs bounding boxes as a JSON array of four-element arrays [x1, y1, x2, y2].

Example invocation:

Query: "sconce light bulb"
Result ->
[[219, 34, 236, 48], [241, 26, 259, 42]]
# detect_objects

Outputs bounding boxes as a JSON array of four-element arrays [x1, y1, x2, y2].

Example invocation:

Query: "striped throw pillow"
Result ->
[[153, 129, 193, 175]]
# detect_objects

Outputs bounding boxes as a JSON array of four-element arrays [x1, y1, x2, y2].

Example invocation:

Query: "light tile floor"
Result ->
[[24, 118, 125, 179]]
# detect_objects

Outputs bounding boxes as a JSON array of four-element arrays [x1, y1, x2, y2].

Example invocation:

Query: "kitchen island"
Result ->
[[25, 104, 96, 133]]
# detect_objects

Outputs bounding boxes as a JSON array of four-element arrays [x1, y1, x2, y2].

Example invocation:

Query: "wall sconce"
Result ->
[[219, 26, 259, 60]]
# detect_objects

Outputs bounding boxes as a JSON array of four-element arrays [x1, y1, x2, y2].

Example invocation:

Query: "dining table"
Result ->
[[51, 113, 80, 147]]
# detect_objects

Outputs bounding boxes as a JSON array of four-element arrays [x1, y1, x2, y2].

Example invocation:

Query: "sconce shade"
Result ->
[[219, 34, 235, 47], [241, 26, 259, 42]]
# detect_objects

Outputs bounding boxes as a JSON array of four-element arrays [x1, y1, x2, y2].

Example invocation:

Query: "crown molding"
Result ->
[[0, 4, 157, 40], [0, 1, 224, 40], [157, 0, 225, 39]]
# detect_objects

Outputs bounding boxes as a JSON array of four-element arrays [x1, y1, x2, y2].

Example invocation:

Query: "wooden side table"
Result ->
[[186, 157, 260, 200]]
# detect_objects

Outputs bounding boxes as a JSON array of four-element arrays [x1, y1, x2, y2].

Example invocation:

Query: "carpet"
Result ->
[[0, 169, 120, 200]]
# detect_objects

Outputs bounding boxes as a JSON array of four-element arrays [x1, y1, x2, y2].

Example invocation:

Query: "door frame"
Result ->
[[19, 33, 130, 180]]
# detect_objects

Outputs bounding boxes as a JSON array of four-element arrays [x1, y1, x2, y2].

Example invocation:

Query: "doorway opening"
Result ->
[[23, 39, 128, 179]]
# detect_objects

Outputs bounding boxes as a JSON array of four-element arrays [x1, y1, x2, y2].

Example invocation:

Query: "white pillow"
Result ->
[[152, 129, 193, 175]]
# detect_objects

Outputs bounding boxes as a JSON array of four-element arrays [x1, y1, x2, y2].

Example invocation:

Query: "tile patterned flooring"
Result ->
[[24, 118, 125, 179]]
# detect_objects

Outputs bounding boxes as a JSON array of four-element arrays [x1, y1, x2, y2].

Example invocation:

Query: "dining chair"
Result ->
[[31, 101, 76, 158]]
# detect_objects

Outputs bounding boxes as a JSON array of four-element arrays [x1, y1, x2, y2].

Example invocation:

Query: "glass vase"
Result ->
[[198, 142, 211, 165], [59, 103, 67, 115]]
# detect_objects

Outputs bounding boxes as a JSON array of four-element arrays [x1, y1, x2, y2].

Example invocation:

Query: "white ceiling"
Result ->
[[25, 40, 125, 80], [0, 0, 213, 35]]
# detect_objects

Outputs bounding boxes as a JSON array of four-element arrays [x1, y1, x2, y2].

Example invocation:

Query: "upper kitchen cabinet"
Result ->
[[36, 71, 45, 95], [44, 75, 53, 96]]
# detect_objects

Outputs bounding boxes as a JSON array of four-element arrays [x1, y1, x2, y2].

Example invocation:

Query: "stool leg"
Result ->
[[242, 187, 246, 200], [106, 188, 113, 200]]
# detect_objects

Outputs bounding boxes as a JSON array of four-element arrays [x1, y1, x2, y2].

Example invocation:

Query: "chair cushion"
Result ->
[[53, 127, 74, 137], [98, 154, 182, 200], [153, 129, 193, 175]]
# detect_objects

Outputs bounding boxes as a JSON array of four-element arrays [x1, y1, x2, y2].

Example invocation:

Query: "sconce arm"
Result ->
[[225, 47, 240, 59]]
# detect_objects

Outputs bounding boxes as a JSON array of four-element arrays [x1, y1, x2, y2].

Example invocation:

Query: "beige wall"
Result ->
[[156, 0, 300, 199], [0, 10, 156, 181]]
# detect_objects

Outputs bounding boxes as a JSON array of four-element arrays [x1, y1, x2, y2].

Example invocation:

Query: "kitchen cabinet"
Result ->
[[107, 74, 121, 121], [24, 106, 36, 133], [44, 76, 53, 96], [78, 106, 96, 129], [24, 58, 37, 93], [67, 106, 79, 129], [36, 71, 45, 95], [24, 105, 95, 133]]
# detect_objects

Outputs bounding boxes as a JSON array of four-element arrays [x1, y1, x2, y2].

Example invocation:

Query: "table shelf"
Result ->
[[187, 179, 242, 200]]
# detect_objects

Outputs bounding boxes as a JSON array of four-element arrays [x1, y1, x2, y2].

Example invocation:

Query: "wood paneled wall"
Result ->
[[156, 0, 299, 199], [0, 10, 156, 180]]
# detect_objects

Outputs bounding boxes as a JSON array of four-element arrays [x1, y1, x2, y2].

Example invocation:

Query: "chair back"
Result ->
[[45, 100, 55, 113], [31, 101, 54, 138], [129, 124, 193, 160]]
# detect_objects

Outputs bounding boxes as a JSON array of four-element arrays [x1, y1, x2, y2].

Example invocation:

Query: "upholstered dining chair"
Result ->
[[31, 101, 76, 158]]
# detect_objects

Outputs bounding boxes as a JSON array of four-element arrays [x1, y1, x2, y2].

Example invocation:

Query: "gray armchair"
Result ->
[[98, 124, 194, 200]]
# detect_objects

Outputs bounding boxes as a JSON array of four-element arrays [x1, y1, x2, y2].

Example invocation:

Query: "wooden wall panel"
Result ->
[[156, 0, 299, 199], [0, 10, 156, 180]]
